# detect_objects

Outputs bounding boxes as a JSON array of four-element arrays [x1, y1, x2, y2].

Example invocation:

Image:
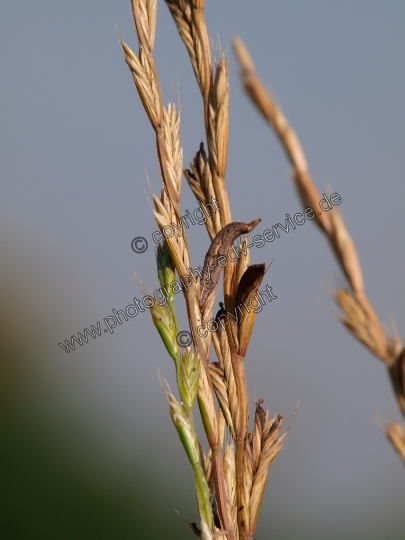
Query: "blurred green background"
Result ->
[[1, 1, 404, 539], [0, 239, 195, 539]]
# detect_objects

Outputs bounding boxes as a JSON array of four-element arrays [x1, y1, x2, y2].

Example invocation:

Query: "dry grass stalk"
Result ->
[[165, 0, 234, 317], [121, 3, 232, 536], [122, 2, 288, 538], [232, 37, 330, 237], [233, 35, 405, 463]]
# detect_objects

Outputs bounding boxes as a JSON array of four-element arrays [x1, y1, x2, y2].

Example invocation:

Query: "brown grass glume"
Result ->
[[120, 1, 403, 539]]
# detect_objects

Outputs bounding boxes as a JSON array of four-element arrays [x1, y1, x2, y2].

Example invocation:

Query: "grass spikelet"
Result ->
[[162, 104, 183, 205], [334, 288, 387, 362], [179, 349, 201, 411]]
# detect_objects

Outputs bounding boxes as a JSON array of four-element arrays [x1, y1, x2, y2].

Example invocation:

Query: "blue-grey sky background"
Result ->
[[1, 1, 404, 538]]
